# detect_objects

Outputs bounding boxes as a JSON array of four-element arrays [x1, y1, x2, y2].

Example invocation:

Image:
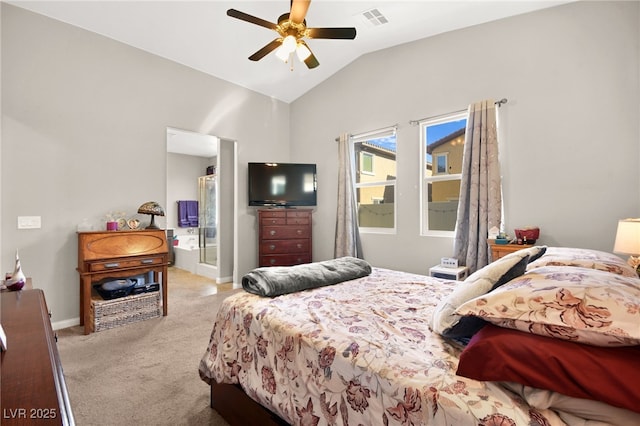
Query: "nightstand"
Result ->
[[488, 240, 529, 262]]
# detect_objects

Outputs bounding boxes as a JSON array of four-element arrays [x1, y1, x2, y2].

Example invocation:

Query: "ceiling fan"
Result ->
[[227, 0, 357, 69]]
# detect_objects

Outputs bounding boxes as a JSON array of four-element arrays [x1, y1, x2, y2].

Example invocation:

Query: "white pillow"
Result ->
[[430, 246, 545, 339]]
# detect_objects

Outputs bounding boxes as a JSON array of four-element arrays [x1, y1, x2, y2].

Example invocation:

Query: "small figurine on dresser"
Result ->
[[6, 249, 26, 291]]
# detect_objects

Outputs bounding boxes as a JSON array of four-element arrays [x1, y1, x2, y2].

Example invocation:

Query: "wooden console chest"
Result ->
[[258, 209, 312, 267], [1, 289, 75, 425], [488, 239, 529, 262], [77, 230, 168, 334]]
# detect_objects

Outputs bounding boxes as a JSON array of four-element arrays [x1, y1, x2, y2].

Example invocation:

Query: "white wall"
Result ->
[[1, 4, 290, 325], [2, 1, 639, 325], [290, 1, 640, 275]]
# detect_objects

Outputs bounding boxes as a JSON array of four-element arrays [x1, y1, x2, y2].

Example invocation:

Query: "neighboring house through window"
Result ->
[[420, 112, 467, 236], [352, 127, 397, 233]]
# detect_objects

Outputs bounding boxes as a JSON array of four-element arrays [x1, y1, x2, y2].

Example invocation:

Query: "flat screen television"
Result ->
[[248, 162, 317, 207]]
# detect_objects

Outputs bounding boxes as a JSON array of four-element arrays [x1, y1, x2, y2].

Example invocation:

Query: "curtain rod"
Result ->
[[334, 123, 398, 142], [408, 98, 508, 126]]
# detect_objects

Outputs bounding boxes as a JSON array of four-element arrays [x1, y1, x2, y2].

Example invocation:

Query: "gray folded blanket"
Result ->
[[242, 256, 372, 297]]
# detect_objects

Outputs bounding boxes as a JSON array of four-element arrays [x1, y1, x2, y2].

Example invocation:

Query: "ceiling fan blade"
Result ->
[[248, 39, 282, 61], [227, 9, 278, 31], [289, 0, 311, 24], [307, 27, 356, 40], [299, 41, 319, 69]]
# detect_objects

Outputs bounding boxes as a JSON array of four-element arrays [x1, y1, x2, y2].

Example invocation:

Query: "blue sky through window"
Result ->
[[368, 135, 396, 151], [364, 117, 466, 163], [426, 118, 466, 163]]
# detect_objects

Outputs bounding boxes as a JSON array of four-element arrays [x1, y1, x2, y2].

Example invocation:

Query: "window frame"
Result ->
[[351, 126, 397, 234], [419, 111, 467, 237]]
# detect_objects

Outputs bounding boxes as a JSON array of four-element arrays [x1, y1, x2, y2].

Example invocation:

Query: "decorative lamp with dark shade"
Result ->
[[137, 201, 165, 229], [613, 218, 640, 275]]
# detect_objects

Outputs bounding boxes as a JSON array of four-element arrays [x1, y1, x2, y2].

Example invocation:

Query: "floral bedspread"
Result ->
[[199, 267, 564, 425]]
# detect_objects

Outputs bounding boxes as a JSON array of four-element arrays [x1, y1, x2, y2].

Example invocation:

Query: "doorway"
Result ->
[[166, 127, 236, 284]]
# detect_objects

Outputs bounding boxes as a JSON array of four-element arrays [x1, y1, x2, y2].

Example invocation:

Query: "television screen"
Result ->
[[248, 162, 317, 207]]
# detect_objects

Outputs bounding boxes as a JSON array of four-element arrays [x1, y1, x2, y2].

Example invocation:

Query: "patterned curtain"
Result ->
[[335, 133, 363, 259], [454, 100, 501, 273]]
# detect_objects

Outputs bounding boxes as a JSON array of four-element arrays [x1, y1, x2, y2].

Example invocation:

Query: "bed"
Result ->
[[199, 247, 640, 425]]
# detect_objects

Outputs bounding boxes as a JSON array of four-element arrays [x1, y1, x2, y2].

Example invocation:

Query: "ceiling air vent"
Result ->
[[360, 8, 389, 27]]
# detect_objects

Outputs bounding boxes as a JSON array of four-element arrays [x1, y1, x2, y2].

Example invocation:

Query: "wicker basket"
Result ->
[[90, 291, 162, 332]]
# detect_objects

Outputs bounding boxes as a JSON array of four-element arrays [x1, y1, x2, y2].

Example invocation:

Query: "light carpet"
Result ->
[[57, 268, 240, 426]]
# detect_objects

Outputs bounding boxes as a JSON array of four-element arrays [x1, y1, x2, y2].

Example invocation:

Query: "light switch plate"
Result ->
[[17, 216, 41, 229]]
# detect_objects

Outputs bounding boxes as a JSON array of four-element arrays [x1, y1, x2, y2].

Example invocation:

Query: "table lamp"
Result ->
[[137, 201, 165, 229], [613, 218, 640, 274]]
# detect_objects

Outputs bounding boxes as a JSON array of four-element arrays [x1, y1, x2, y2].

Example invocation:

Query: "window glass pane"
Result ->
[[425, 118, 466, 174], [361, 153, 373, 174], [357, 185, 394, 228], [426, 179, 460, 231], [436, 154, 447, 174], [354, 135, 396, 184], [421, 113, 467, 235]]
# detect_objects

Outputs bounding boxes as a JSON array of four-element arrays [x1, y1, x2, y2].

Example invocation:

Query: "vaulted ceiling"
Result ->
[[9, 1, 573, 103]]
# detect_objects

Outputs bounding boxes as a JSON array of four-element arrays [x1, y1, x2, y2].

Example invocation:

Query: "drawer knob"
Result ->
[[270, 230, 276, 236], [297, 244, 302, 249], [269, 244, 276, 250], [296, 230, 302, 235], [141, 259, 154, 264], [270, 259, 276, 265], [105, 262, 120, 268]]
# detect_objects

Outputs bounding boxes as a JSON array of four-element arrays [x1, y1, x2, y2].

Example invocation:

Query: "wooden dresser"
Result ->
[[258, 209, 312, 267], [77, 230, 168, 334], [488, 240, 529, 261], [1, 289, 75, 425]]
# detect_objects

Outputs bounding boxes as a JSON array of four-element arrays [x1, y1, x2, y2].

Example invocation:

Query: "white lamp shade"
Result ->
[[296, 43, 311, 61], [613, 218, 640, 255], [281, 35, 297, 53], [275, 46, 290, 62]]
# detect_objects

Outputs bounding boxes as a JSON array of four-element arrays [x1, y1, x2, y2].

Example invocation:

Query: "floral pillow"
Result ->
[[430, 246, 546, 340], [455, 265, 640, 347], [527, 247, 637, 278]]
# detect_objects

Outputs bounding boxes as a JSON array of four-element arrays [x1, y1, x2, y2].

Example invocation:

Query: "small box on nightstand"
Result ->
[[429, 265, 469, 281]]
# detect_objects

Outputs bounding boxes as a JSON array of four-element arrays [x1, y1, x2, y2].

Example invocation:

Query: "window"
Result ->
[[352, 126, 397, 232], [435, 153, 448, 174], [420, 112, 467, 236], [361, 152, 374, 175]]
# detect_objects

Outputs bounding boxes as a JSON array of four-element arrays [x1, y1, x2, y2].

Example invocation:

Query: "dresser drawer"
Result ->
[[286, 216, 309, 225], [286, 210, 311, 218], [262, 226, 310, 240], [89, 256, 164, 272], [260, 210, 286, 219], [261, 239, 310, 254], [261, 217, 286, 226], [260, 253, 311, 267]]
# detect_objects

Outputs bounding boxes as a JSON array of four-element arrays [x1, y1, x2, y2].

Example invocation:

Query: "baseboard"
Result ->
[[216, 275, 233, 284], [53, 317, 80, 331]]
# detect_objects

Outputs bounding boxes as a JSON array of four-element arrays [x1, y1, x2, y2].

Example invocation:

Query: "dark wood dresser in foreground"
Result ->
[[258, 209, 312, 267], [1, 289, 75, 425]]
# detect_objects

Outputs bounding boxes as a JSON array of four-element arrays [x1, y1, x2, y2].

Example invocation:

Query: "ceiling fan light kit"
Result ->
[[227, 0, 356, 70]]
